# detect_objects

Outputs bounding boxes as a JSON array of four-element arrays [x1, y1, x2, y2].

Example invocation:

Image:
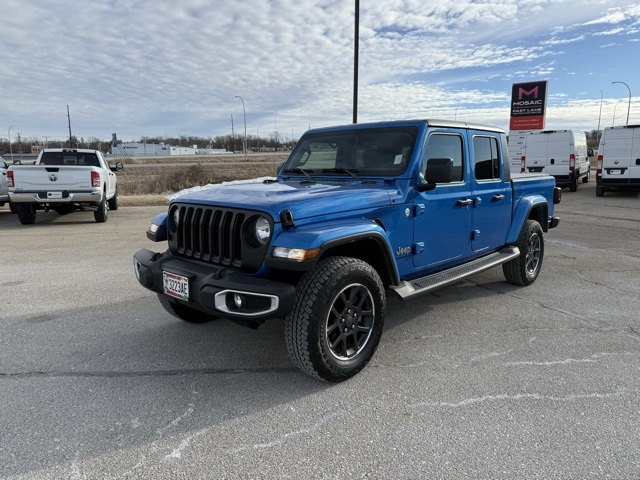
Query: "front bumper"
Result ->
[[8, 189, 103, 204], [133, 248, 297, 321]]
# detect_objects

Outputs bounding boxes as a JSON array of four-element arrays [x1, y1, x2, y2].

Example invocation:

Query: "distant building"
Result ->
[[116, 142, 228, 156]]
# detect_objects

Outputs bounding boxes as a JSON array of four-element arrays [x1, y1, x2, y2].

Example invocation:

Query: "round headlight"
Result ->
[[255, 216, 271, 244], [173, 207, 180, 228]]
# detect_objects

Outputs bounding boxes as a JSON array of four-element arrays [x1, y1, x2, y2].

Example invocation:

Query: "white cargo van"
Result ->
[[596, 125, 640, 197], [521, 130, 590, 191]]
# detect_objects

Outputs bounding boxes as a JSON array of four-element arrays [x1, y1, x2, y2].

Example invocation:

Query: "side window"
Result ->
[[473, 136, 500, 181], [421, 134, 464, 182]]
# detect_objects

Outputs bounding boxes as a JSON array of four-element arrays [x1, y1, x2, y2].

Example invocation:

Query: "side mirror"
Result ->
[[417, 158, 453, 192], [13, 159, 22, 165], [111, 162, 124, 172], [587, 149, 594, 157]]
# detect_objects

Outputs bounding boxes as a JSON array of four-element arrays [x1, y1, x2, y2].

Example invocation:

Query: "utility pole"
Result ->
[[67, 105, 73, 147], [17, 133, 23, 158]]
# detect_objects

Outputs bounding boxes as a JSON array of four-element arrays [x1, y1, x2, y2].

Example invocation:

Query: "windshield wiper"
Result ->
[[283, 168, 315, 182], [322, 168, 362, 181]]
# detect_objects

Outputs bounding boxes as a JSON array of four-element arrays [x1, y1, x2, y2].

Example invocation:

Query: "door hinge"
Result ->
[[414, 204, 425, 216]]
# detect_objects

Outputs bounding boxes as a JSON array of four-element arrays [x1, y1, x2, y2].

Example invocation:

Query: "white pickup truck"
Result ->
[[7, 148, 123, 224]]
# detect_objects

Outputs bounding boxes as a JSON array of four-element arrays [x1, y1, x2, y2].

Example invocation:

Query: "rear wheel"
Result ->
[[157, 293, 217, 323], [285, 256, 385, 382], [94, 197, 108, 223], [16, 205, 36, 225], [596, 186, 605, 197], [108, 188, 119, 211], [569, 174, 578, 192], [503, 219, 544, 286]]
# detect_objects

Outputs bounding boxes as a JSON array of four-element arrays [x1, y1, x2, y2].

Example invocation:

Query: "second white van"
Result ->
[[596, 125, 640, 197], [521, 130, 590, 191]]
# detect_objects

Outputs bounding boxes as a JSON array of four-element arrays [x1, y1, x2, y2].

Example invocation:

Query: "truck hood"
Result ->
[[173, 180, 398, 222]]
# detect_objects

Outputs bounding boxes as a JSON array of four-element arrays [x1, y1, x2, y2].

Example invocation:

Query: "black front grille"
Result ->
[[175, 205, 245, 268]]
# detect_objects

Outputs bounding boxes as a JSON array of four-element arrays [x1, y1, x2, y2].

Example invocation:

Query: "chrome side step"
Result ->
[[390, 246, 520, 300]]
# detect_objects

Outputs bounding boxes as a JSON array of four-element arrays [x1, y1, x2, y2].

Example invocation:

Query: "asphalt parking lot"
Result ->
[[1, 180, 639, 479]]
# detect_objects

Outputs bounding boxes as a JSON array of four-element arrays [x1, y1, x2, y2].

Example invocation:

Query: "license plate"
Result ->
[[47, 191, 62, 199], [609, 169, 621, 175], [163, 271, 189, 301]]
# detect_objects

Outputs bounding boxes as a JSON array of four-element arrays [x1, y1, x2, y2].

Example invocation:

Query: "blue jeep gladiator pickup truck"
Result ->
[[134, 119, 560, 382]]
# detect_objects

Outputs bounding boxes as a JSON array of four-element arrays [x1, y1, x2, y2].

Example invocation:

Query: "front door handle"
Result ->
[[492, 194, 505, 201], [456, 198, 473, 210]]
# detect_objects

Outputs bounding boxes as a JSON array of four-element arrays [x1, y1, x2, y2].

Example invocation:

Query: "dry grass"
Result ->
[[117, 153, 288, 206]]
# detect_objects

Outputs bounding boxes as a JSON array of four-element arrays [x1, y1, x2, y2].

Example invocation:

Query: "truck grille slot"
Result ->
[[176, 205, 245, 268]]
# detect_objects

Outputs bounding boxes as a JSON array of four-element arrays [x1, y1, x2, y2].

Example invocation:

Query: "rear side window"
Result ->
[[473, 136, 500, 181]]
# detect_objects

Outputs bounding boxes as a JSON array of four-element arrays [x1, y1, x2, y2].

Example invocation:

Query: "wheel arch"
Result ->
[[507, 196, 549, 244]]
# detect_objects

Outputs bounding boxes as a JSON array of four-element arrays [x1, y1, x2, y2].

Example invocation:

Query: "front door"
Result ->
[[413, 131, 473, 271]]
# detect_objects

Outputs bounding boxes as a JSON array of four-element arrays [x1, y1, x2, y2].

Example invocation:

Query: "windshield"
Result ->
[[284, 126, 418, 177]]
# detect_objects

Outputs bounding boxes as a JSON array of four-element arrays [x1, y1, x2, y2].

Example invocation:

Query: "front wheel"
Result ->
[[285, 256, 385, 382], [16, 205, 37, 225], [503, 219, 544, 286], [157, 293, 217, 323]]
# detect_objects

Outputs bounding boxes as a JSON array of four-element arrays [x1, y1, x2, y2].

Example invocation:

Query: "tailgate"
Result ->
[[10, 166, 95, 191]]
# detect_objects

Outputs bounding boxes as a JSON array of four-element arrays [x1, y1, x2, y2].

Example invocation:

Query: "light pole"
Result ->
[[178, 130, 184, 155], [235, 96, 247, 160], [611, 81, 631, 126], [612, 104, 619, 127], [8, 125, 14, 161], [597, 90, 603, 141]]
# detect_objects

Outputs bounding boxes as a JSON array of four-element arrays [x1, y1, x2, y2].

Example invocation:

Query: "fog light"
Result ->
[[233, 294, 244, 308]]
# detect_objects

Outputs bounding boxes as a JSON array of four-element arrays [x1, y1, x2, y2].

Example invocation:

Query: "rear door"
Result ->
[[470, 133, 512, 252], [602, 128, 633, 183], [545, 132, 571, 178], [524, 134, 548, 173], [630, 127, 640, 183]]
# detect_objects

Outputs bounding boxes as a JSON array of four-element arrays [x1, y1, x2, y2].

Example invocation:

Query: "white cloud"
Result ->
[[0, 0, 638, 141]]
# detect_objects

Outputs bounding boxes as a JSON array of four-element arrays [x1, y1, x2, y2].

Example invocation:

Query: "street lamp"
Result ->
[[178, 129, 185, 155], [612, 104, 619, 127], [611, 81, 631, 126], [235, 96, 247, 160], [8, 125, 14, 161]]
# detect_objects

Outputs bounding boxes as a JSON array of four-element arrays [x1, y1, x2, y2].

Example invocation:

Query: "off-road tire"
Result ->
[[596, 186, 605, 197], [108, 188, 119, 211], [157, 293, 217, 324], [16, 205, 36, 225], [503, 219, 544, 286], [285, 256, 386, 382], [94, 196, 108, 223]]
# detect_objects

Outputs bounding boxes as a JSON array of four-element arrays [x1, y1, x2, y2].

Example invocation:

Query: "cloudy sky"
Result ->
[[2, 0, 639, 144]]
